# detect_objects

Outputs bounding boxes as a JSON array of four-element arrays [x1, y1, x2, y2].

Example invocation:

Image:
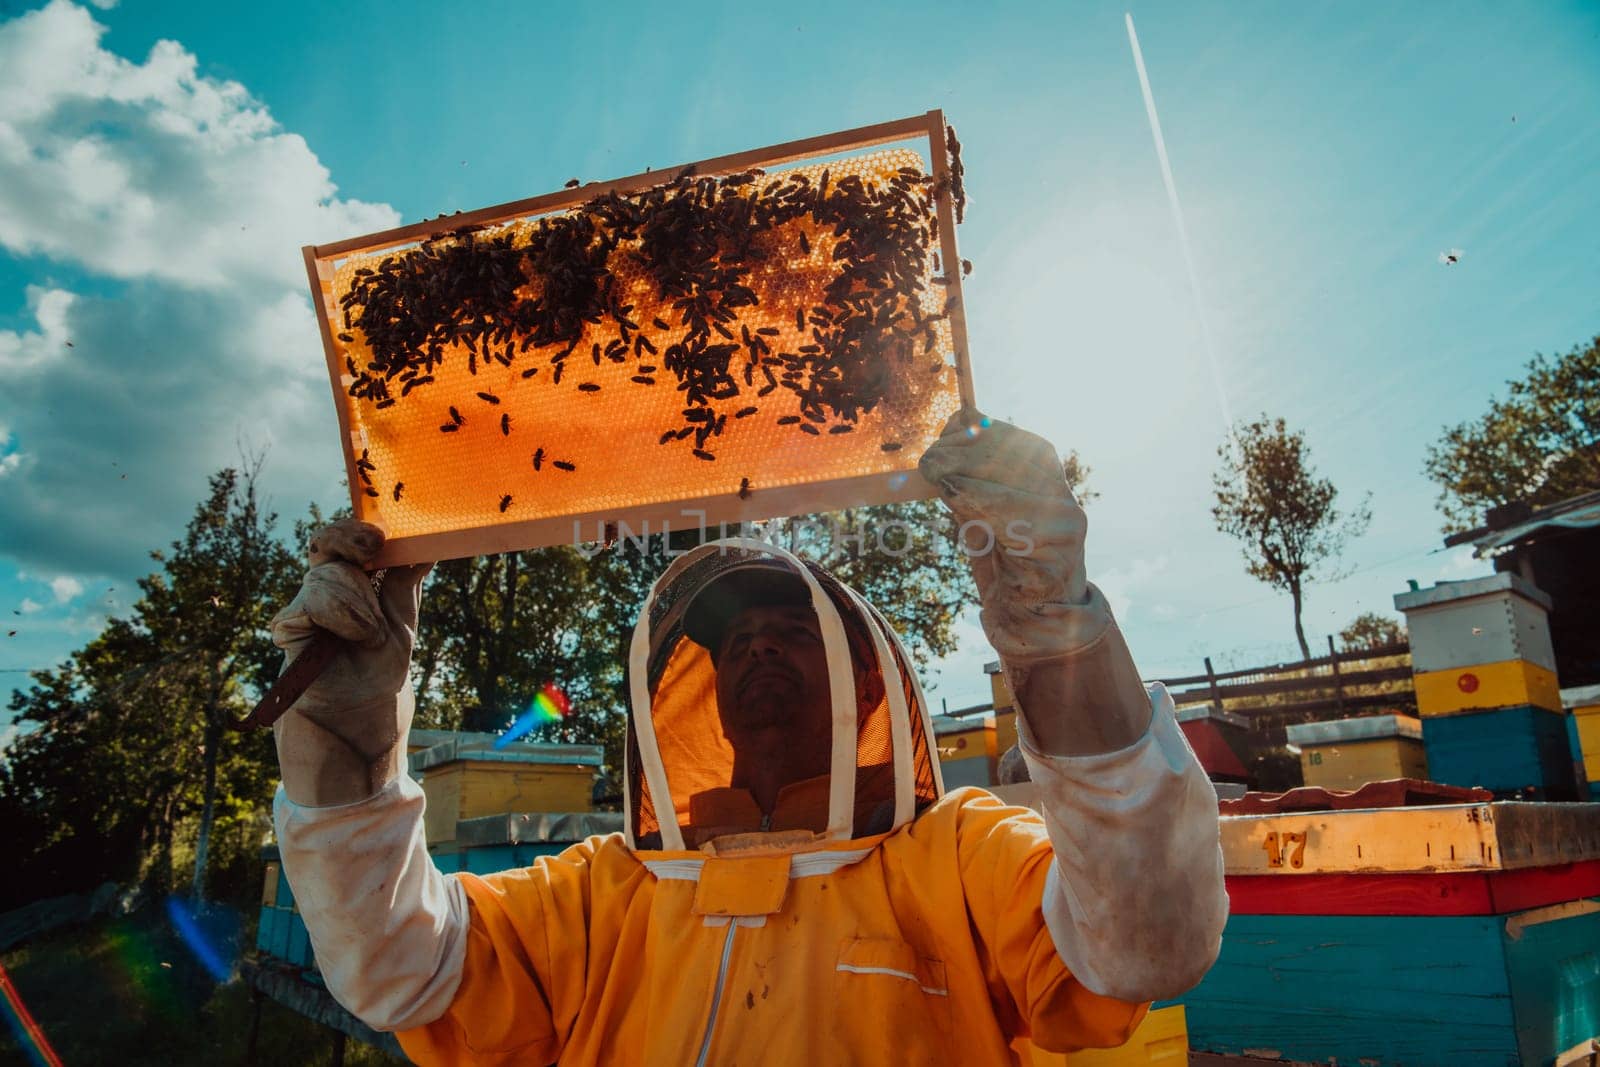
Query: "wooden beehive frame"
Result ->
[[303, 110, 975, 568]]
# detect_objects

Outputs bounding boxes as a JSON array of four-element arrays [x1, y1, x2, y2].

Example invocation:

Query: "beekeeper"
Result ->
[[270, 414, 1227, 1065]]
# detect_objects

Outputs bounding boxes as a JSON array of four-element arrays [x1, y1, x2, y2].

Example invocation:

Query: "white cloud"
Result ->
[[18, 598, 42, 614], [49, 576, 83, 602], [0, 2, 402, 579], [0, 1, 397, 289], [0, 286, 75, 372], [1096, 556, 1170, 623], [1437, 548, 1491, 580]]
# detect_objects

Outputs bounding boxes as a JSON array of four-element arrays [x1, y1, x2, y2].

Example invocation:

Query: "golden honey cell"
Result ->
[[309, 140, 966, 561]]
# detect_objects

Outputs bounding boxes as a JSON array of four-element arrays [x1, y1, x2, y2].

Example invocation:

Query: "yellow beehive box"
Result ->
[[1286, 714, 1427, 790], [410, 737, 602, 844], [1565, 684, 1600, 789], [261, 860, 280, 907], [1016, 1004, 1188, 1066], [985, 660, 1016, 712], [987, 708, 1019, 782], [1413, 657, 1562, 717], [931, 713, 991, 789]]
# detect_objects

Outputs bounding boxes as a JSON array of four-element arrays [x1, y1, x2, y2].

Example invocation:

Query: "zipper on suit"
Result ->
[[693, 921, 739, 1067]]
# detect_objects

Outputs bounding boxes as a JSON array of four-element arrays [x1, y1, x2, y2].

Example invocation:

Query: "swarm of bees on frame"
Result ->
[[335, 128, 969, 514]]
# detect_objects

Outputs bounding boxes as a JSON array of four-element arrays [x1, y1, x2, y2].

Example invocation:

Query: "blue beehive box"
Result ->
[[1422, 704, 1577, 798], [1188, 799, 1600, 1065], [430, 809, 624, 876]]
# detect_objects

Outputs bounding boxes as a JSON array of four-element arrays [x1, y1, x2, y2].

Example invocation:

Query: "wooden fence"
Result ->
[[1158, 638, 1416, 727]]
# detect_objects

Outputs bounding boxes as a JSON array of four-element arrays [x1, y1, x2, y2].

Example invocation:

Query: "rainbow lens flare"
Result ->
[[163, 897, 232, 982], [494, 682, 572, 749], [0, 962, 63, 1067]]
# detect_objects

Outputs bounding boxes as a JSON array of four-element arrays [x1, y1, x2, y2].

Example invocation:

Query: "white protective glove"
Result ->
[[270, 519, 431, 807], [918, 411, 1112, 664]]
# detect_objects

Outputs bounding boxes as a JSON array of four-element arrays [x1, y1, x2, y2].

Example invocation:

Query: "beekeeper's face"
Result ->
[[714, 604, 833, 740]]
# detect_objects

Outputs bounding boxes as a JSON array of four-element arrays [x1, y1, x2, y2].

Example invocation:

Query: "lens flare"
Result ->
[[494, 682, 572, 748], [164, 897, 232, 982], [0, 962, 64, 1067]]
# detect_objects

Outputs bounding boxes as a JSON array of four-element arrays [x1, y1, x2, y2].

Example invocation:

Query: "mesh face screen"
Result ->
[[309, 139, 967, 562], [623, 548, 942, 848]]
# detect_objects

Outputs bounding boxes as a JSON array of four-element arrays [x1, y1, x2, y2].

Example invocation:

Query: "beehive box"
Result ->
[[1016, 1003, 1188, 1065], [1566, 684, 1600, 800], [410, 738, 603, 844], [255, 847, 317, 971], [986, 660, 1016, 712], [1285, 713, 1426, 791], [1175, 705, 1252, 786], [1421, 705, 1576, 798], [931, 713, 992, 789], [1187, 800, 1600, 1066], [430, 810, 624, 876], [305, 112, 973, 568], [1395, 574, 1561, 717]]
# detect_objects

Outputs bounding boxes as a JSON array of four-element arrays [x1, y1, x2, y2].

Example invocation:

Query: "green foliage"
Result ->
[[1339, 611, 1407, 652], [1212, 415, 1371, 660], [0, 912, 404, 1066], [0, 463, 299, 908], [1424, 335, 1600, 532]]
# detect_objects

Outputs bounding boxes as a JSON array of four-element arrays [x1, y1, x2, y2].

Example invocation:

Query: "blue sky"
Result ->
[[2, 0, 1598, 735]]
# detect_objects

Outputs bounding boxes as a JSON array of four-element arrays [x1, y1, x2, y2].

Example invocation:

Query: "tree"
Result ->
[[1212, 416, 1371, 660], [1424, 335, 1600, 532], [1062, 450, 1098, 507], [0, 463, 299, 907], [1338, 611, 1406, 652]]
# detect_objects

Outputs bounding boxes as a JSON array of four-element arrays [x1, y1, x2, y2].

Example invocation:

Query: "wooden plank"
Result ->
[[243, 959, 407, 1058], [1159, 642, 1410, 689], [1488, 858, 1600, 914], [1184, 913, 1520, 1065], [1169, 664, 1414, 705], [1219, 801, 1600, 875], [302, 248, 369, 524], [310, 112, 937, 260], [1226, 861, 1600, 916], [368, 460, 940, 569], [923, 109, 976, 410], [1226, 871, 1496, 915], [1502, 899, 1600, 1066]]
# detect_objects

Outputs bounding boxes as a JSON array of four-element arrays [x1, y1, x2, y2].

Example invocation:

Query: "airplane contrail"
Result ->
[[1125, 13, 1235, 434]]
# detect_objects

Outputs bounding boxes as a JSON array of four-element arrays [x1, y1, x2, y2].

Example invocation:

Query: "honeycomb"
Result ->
[[312, 147, 964, 553]]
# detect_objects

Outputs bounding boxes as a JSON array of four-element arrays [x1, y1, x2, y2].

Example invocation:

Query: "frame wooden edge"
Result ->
[[309, 111, 942, 262], [925, 109, 976, 411], [368, 468, 942, 568], [302, 245, 367, 522]]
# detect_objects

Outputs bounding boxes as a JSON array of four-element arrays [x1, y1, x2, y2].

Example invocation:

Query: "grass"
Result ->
[[0, 908, 407, 1066]]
